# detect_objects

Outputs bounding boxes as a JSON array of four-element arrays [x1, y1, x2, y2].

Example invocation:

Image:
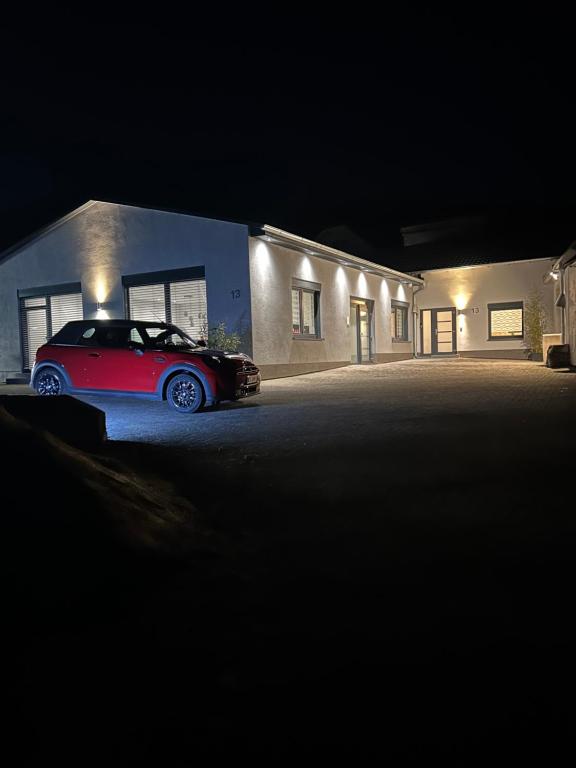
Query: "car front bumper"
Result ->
[[234, 370, 261, 399]]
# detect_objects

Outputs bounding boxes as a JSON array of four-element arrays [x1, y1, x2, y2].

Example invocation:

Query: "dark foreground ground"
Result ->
[[4, 359, 576, 761]]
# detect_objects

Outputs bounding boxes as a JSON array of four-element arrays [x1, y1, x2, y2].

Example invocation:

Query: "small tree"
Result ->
[[207, 322, 242, 352], [523, 288, 548, 357]]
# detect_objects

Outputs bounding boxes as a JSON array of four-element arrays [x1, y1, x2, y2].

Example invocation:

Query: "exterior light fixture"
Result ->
[[550, 271, 559, 280], [97, 301, 102, 311]]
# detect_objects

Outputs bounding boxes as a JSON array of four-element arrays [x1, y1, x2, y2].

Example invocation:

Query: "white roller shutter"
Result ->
[[50, 293, 84, 336], [127, 284, 167, 323], [170, 280, 207, 338], [20, 289, 83, 370], [127, 278, 207, 338]]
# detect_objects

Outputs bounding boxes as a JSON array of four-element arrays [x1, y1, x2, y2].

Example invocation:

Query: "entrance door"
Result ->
[[420, 308, 457, 355], [350, 299, 372, 363]]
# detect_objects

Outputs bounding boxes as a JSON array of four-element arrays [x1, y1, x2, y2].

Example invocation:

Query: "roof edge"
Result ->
[[0, 200, 98, 265], [253, 224, 424, 285], [410, 256, 556, 275]]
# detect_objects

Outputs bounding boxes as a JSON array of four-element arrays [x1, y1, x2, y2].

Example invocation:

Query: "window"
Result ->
[[391, 300, 409, 342], [123, 268, 207, 339], [291, 279, 321, 338], [18, 283, 83, 370], [488, 301, 524, 340]]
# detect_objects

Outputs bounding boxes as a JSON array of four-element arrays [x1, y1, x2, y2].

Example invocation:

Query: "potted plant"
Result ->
[[523, 288, 548, 362]]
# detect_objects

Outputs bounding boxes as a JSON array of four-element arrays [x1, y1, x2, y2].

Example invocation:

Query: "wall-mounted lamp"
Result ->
[[550, 271, 559, 280], [97, 301, 102, 311]]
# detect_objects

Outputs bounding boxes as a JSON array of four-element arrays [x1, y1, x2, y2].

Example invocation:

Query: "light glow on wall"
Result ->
[[453, 292, 470, 311], [336, 266, 347, 289], [300, 256, 314, 282], [380, 278, 390, 301], [253, 241, 272, 277], [357, 271, 368, 296], [397, 283, 407, 302], [94, 276, 110, 304]]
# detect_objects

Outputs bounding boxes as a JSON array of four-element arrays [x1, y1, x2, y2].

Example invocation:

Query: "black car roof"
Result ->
[[49, 319, 175, 345], [64, 319, 171, 328]]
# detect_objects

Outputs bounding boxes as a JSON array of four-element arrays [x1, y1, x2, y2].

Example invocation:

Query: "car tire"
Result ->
[[166, 373, 205, 414], [34, 367, 66, 396]]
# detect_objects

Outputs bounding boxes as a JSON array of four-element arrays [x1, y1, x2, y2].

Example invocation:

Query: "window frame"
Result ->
[[123, 267, 207, 338], [291, 279, 322, 340], [18, 282, 83, 371], [487, 301, 524, 341], [391, 299, 410, 343]]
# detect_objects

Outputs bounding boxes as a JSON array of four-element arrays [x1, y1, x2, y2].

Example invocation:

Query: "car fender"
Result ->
[[156, 363, 215, 405], [31, 359, 73, 389]]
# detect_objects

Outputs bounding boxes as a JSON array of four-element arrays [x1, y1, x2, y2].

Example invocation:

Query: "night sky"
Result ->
[[2, 14, 575, 268]]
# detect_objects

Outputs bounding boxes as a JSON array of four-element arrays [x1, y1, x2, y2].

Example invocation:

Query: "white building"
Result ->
[[0, 201, 571, 383], [0, 201, 421, 383]]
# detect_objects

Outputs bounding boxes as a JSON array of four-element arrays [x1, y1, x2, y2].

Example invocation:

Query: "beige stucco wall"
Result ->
[[415, 259, 560, 357], [249, 239, 413, 376], [567, 263, 576, 365]]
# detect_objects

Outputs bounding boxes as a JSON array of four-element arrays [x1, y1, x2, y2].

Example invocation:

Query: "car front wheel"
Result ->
[[35, 367, 66, 396], [166, 373, 205, 414]]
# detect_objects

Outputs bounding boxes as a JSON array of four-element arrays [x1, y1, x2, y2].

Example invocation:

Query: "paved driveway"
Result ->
[[67, 357, 576, 446]]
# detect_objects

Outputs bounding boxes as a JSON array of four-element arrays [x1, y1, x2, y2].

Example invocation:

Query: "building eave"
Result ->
[[252, 224, 424, 286]]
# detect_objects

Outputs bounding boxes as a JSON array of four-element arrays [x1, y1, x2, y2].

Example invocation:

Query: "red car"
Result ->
[[32, 320, 261, 414]]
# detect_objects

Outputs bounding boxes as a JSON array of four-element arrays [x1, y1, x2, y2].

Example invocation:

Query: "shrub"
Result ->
[[523, 288, 548, 356], [207, 322, 241, 352]]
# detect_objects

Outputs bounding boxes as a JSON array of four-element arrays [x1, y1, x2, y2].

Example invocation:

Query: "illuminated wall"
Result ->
[[249, 239, 413, 376], [0, 201, 252, 379], [415, 259, 560, 357], [567, 264, 576, 366]]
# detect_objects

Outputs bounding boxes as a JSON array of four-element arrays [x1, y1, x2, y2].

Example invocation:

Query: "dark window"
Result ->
[[391, 300, 409, 342], [292, 279, 321, 338], [95, 326, 131, 348], [488, 301, 524, 340]]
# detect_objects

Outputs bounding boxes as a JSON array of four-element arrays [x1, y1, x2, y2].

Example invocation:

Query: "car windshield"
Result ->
[[142, 325, 201, 349]]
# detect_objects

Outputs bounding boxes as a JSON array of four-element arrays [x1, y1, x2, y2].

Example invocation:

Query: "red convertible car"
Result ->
[[32, 319, 261, 414]]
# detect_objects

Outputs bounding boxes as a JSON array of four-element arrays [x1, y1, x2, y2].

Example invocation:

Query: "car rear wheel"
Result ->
[[35, 367, 66, 396], [166, 373, 205, 414]]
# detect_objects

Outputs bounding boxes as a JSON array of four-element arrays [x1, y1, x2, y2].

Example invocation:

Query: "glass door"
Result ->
[[350, 299, 373, 363], [432, 308, 456, 354]]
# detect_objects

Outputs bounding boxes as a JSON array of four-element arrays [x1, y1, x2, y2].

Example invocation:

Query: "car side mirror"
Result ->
[[197, 339, 207, 347]]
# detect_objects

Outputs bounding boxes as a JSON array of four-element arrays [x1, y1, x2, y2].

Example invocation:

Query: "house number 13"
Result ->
[[230, 289, 241, 299]]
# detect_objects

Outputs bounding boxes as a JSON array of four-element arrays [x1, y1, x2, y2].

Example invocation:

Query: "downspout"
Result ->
[[559, 267, 566, 344], [411, 280, 425, 357]]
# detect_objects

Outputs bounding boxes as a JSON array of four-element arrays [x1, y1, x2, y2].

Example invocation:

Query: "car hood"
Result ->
[[179, 348, 254, 364]]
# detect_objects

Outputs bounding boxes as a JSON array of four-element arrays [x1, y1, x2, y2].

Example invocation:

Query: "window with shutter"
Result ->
[[19, 285, 83, 370]]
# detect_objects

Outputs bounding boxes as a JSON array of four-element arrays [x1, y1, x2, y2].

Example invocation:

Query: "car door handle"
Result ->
[[153, 356, 167, 363], [88, 352, 101, 358]]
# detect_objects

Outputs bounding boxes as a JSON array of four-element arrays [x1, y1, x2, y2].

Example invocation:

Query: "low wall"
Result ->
[[458, 349, 529, 360], [258, 361, 349, 380]]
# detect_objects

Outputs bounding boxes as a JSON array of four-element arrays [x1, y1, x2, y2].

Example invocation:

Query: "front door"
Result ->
[[420, 308, 457, 355], [350, 299, 372, 363]]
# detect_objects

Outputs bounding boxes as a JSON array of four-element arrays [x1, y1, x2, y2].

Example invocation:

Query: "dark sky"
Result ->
[[1, 13, 575, 261]]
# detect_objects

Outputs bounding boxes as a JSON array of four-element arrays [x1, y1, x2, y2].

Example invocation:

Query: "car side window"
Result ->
[[78, 327, 98, 346], [129, 328, 145, 345], [96, 326, 131, 348]]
